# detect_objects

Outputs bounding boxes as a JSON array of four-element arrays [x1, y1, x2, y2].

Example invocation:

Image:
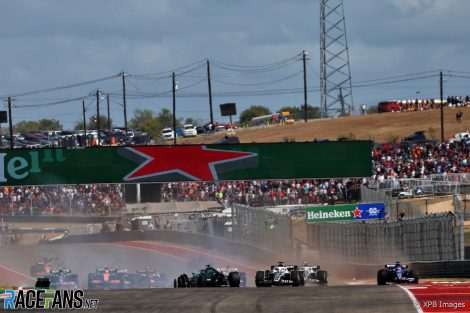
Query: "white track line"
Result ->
[[0, 264, 35, 282], [397, 285, 424, 313]]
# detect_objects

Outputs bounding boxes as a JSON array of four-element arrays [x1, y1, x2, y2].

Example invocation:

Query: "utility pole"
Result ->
[[207, 60, 214, 127], [172, 72, 177, 146], [107, 94, 111, 144], [96, 90, 100, 146], [82, 100, 87, 147], [440, 71, 444, 143], [8, 97, 13, 149], [302, 51, 309, 122], [121, 71, 128, 137]]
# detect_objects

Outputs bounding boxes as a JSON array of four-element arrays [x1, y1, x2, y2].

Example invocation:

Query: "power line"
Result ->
[[212, 70, 303, 86], [0, 73, 120, 99], [130, 59, 206, 78], [210, 53, 300, 69], [14, 95, 91, 109], [353, 74, 438, 88], [212, 58, 298, 73], [353, 70, 440, 84]]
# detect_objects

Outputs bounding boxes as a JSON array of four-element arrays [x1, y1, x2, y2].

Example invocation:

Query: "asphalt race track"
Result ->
[[2, 285, 416, 313], [3, 242, 469, 312]]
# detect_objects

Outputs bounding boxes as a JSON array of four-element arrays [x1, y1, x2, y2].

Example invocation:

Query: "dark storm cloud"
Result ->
[[0, 0, 468, 126]]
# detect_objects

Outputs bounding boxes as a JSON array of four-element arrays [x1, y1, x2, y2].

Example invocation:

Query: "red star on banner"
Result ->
[[352, 207, 363, 218], [124, 146, 257, 181]]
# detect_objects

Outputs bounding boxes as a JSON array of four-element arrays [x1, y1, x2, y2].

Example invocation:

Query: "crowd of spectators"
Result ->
[[2, 136, 470, 215], [371, 139, 470, 183], [389, 96, 470, 112], [160, 179, 362, 207], [0, 185, 125, 216], [396, 98, 441, 111]]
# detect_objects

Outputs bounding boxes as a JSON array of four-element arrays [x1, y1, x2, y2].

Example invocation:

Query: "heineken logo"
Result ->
[[307, 209, 352, 220], [0, 150, 65, 183], [305, 203, 385, 223]]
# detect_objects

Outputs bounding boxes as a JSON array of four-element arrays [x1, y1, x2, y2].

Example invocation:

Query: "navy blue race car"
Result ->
[[377, 262, 419, 285]]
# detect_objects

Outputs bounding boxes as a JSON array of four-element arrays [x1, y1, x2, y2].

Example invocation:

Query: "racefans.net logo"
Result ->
[[2, 289, 99, 310]]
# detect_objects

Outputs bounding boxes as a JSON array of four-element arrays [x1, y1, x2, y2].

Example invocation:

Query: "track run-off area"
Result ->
[[0, 241, 469, 312]]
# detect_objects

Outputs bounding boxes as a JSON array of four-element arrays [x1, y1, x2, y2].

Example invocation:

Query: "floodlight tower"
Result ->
[[320, 0, 354, 117]]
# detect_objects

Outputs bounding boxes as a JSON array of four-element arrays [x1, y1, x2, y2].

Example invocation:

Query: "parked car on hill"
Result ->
[[183, 124, 197, 137], [378, 101, 401, 113], [162, 128, 174, 141]]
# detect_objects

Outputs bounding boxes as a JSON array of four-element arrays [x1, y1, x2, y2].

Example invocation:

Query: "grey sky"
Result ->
[[0, 0, 469, 129]]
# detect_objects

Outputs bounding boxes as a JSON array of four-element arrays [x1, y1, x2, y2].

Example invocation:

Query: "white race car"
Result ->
[[300, 262, 328, 284], [255, 262, 304, 287]]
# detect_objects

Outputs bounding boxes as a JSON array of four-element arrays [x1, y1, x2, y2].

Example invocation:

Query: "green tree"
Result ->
[[38, 119, 62, 131], [184, 117, 195, 125], [239, 105, 271, 124], [14, 120, 40, 133], [73, 120, 86, 131], [130, 109, 156, 130], [87, 115, 113, 130], [142, 118, 162, 142], [157, 108, 175, 128]]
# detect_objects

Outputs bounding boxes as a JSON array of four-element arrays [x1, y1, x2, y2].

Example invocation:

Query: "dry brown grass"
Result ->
[[178, 107, 470, 144]]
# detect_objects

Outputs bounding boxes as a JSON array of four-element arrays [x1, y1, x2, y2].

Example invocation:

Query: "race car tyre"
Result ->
[[409, 270, 419, 284], [291, 270, 300, 287], [177, 276, 186, 288], [228, 272, 241, 287], [317, 270, 328, 284], [87, 273, 95, 289], [35, 278, 50, 288], [299, 271, 305, 286], [377, 269, 388, 285], [255, 271, 265, 287], [216, 274, 224, 287]]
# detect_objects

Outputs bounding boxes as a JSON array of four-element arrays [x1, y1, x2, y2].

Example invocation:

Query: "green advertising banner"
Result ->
[[305, 203, 386, 222], [0, 141, 371, 186], [305, 205, 356, 222]]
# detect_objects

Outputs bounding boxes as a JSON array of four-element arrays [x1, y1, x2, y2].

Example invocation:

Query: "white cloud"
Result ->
[[387, 0, 437, 12]]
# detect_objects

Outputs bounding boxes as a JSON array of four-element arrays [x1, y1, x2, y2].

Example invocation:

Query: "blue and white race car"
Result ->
[[377, 261, 419, 285]]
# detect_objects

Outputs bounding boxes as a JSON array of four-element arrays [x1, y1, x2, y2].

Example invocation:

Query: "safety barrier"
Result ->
[[307, 213, 459, 263], [49, 230, 275, 261], [0, 215, 112, 224], [410, 260, 470, 278], [336, 260, 470, 280]]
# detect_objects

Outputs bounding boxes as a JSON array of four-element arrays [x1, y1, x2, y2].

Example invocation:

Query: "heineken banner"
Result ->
[[0, 141, 371, 186], [305, 203, 385, 223]]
